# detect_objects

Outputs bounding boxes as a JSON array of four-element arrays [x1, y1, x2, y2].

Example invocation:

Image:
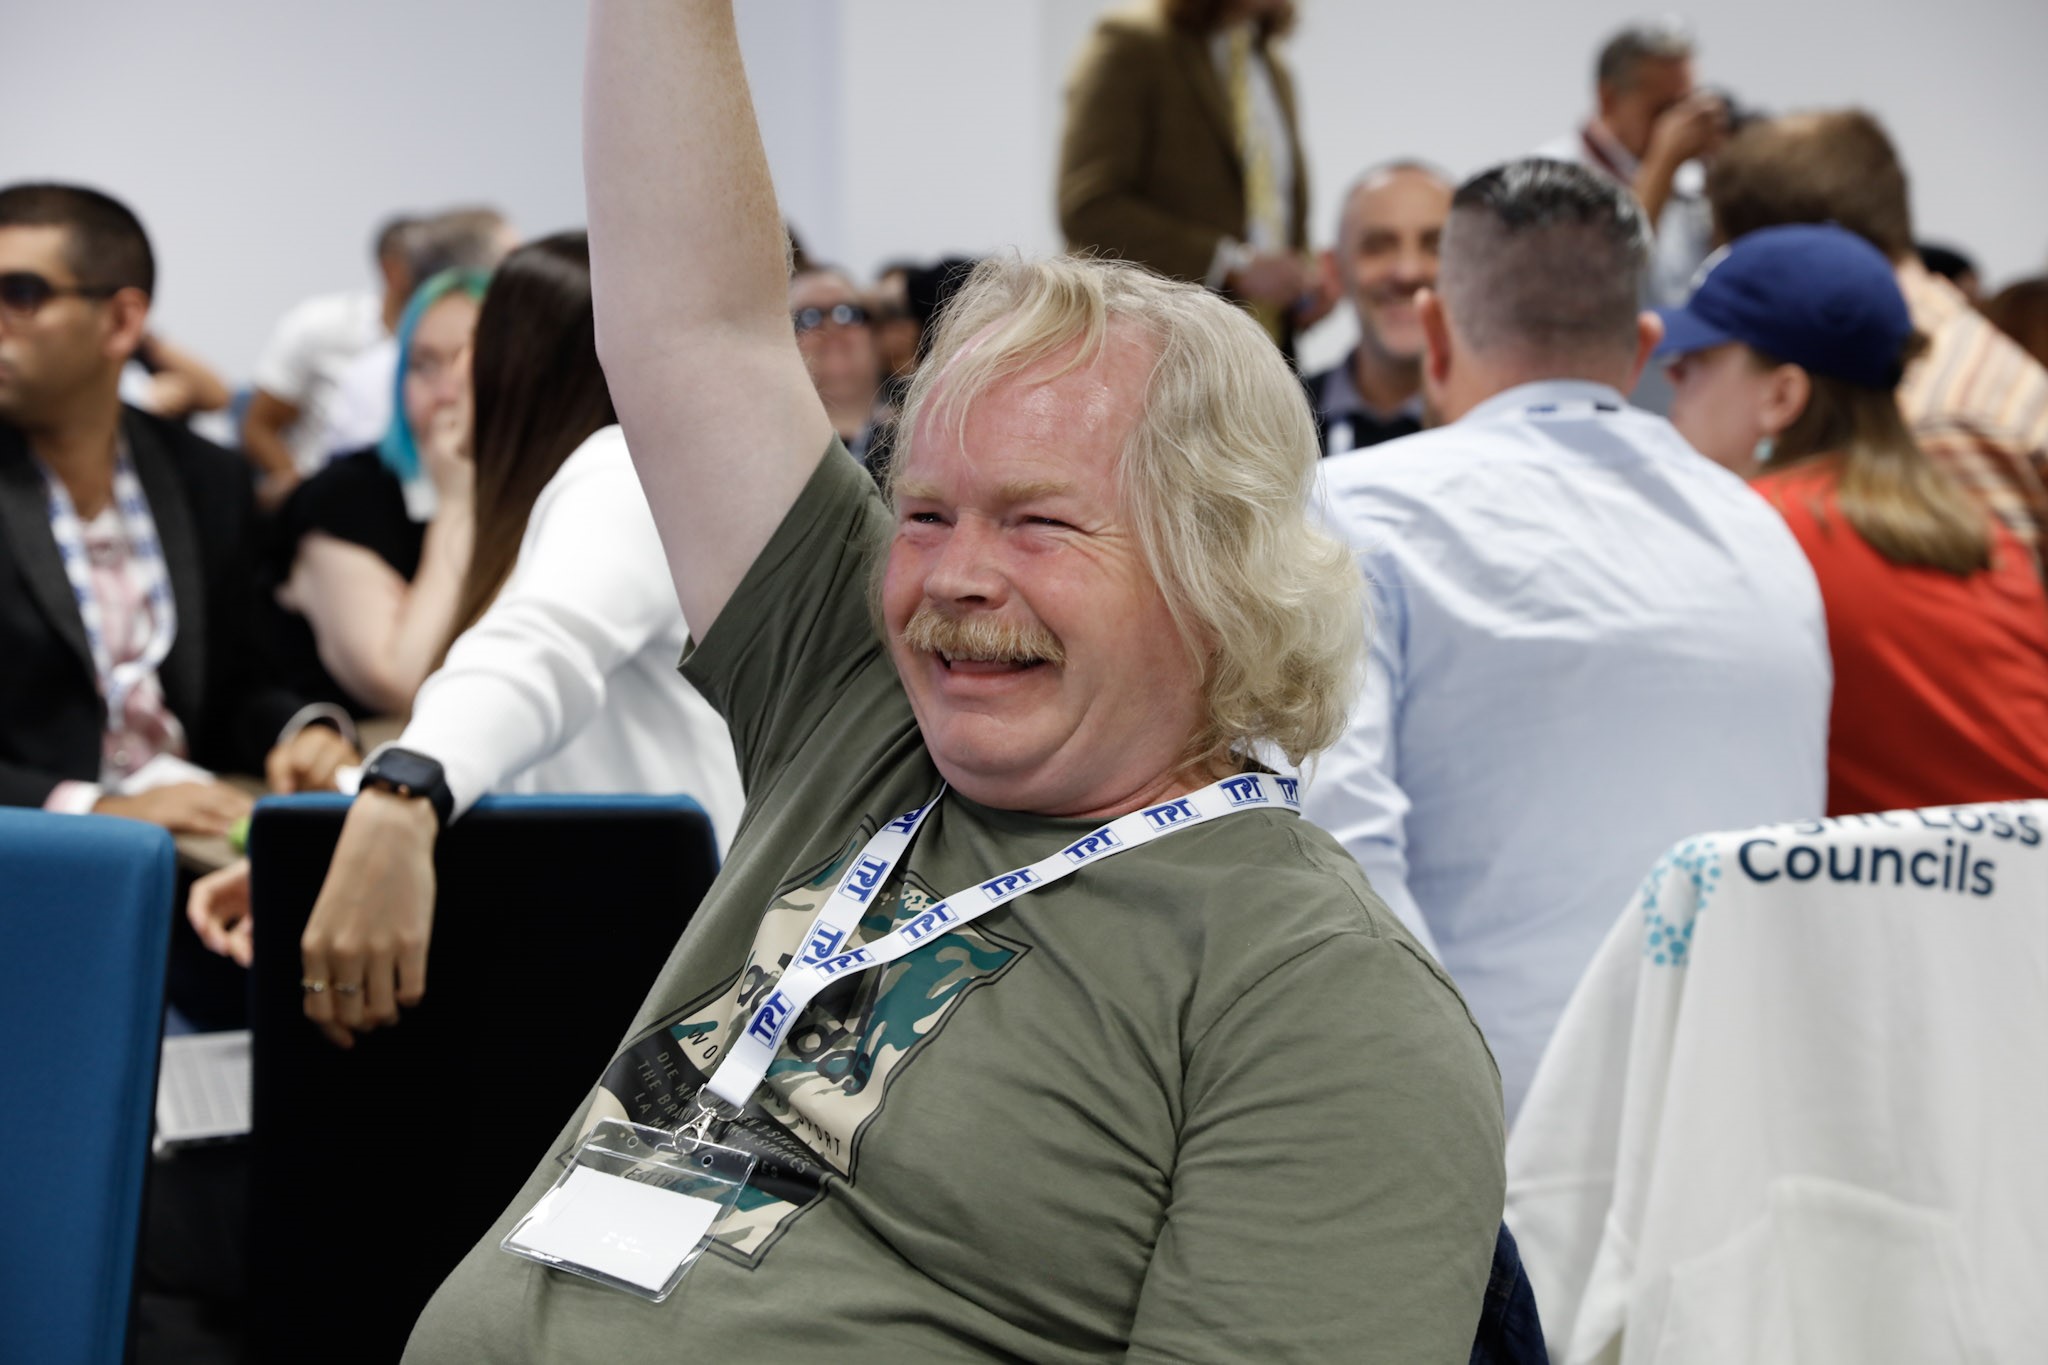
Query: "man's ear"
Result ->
[[1626, 310, 1665, 392], [101, 287, 151, 365], [1418, 287, 1453, 394]]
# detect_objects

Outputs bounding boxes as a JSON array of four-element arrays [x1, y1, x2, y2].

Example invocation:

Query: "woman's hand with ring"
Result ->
[[299, 788, 441, 1048]]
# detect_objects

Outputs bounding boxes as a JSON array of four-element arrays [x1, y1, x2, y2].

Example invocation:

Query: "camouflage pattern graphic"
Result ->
[[589, 830, 1024, 1265]]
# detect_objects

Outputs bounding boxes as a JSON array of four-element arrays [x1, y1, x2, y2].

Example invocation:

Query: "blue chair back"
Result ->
[[0, 810, 174, 1365]]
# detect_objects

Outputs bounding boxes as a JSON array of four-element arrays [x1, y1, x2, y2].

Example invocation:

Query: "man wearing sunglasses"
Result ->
[[0, 185, 355, 998]]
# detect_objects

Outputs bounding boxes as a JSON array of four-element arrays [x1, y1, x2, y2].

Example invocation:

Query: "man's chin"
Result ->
[[1364, 328, 1425, 366], [925, 746, 1054, 813]]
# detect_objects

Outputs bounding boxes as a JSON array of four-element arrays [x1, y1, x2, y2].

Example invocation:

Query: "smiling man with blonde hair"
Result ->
[[398, 2, 1505, 1360]]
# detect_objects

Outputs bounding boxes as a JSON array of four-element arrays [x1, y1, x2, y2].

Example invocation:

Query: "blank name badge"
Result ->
[[502, 1117, 757, 1302]]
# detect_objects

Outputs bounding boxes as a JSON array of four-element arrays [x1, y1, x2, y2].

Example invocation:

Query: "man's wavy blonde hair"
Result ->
[[885, 255, 1365, 768]]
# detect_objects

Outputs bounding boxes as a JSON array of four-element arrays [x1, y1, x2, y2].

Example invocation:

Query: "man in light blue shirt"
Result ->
[[1304, 159, 1831, 1118]]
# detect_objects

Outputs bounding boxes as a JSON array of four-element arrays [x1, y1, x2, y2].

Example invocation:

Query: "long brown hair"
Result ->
[[1762, 338, 1990, 576], [443, 232, 617, 652]]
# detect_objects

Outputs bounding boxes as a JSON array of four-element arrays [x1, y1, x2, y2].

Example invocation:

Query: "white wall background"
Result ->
[[6, 0, 2043, 385]]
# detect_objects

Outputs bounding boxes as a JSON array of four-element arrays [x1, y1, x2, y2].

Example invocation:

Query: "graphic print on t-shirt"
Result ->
[[587, 828, 1025, 1265]]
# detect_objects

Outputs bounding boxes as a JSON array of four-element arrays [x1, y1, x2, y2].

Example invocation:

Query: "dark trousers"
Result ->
[[1470, 1222, 1548, 1364], [165, 869, 250, 1031]]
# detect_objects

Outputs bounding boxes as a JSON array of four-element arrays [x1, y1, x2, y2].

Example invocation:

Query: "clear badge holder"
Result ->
[[501, 1114, 757, 1303]]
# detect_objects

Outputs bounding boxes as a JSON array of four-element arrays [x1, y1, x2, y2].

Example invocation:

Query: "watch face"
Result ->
[[370, 750, 442, 792]]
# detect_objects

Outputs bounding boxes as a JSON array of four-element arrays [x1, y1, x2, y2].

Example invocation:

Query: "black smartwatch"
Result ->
[[358, 747, 455, 831]]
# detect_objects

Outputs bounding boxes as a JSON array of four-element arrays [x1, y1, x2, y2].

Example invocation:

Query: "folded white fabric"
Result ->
[[116, 751, 215, 795], [1508, 800, 2048, 1365]]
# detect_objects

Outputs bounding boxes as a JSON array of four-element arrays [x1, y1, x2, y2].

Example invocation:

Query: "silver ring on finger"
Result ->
[[300, 977, 328, 995], [331, 981, 363, 997]]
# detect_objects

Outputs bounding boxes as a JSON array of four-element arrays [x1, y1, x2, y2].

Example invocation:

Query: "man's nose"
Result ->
[[1392, 246, 1433, 287], [923, 514, 1008, 606]]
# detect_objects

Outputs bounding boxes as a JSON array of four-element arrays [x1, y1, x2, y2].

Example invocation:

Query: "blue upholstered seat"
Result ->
[[0, 809, 175, 1365]]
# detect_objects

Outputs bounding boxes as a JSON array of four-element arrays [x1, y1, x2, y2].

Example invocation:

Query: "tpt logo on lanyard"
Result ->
[[698, 771, 1303, 1116], [504, 771, 1306, 1306]]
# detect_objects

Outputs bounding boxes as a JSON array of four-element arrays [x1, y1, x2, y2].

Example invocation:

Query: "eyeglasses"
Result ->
[[0, 271, 121, 321], [793, 302, 869, 334]]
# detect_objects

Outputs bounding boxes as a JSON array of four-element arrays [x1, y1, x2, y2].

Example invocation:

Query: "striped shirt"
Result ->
[[1898, 260, 2048, 573]]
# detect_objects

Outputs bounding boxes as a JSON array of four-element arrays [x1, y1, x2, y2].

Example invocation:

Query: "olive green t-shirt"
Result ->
[[405, 445, 1505, 1363]]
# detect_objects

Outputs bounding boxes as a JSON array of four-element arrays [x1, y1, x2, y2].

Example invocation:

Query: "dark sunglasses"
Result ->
[[793, 302, 869, 334], [0, 271, 122, 318]]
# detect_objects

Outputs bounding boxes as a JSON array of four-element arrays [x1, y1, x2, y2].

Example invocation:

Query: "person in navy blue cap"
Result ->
[[1660, 222, 1915, 478], [1661, 221, 2048, 817]]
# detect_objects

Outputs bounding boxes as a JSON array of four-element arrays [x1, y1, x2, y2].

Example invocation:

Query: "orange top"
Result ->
[[1755, 460, 2048, 816]]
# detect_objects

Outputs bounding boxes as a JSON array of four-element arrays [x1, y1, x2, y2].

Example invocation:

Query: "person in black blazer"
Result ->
[[0, 409, 330, 800], [0, 184, 355, 827]]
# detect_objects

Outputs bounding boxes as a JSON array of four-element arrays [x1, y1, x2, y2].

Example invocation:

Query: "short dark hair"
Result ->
[[0, 182, 155, 297], [1438, 158, 1649, 361], [1916, 242, 1976, 284], [1707, 110, 1914, 261], [1595, 20, 1694, 90], [900, 257, 980, 356], [407, 206, 509, 282], [373, 213, 419, 264]]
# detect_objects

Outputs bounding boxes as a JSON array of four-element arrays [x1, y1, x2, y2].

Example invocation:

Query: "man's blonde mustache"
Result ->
[[901, 604, 1067, 666]]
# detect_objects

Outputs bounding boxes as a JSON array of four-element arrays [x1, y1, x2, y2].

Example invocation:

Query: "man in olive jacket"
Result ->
[[1057, 0, 1322, 352]]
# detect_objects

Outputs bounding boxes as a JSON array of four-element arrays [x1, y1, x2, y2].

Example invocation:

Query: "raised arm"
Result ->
[[137, 332, 232, 416], [584, 0, 833, 637]]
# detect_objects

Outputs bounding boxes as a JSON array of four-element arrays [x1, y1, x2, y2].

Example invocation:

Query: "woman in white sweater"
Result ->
[[398, 417, 741, 832], [189, 235, 742, 1040]]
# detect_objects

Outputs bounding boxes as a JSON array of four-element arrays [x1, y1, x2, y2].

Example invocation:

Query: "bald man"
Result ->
[[1306, 161, 1454, 455]]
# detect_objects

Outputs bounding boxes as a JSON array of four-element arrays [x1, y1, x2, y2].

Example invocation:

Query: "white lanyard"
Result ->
[[40, 447, 178, 731], [702, 771, 1302, 1111]]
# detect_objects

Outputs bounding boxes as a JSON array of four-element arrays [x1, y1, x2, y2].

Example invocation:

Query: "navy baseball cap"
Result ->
[[1655, 223, 1914, 389]]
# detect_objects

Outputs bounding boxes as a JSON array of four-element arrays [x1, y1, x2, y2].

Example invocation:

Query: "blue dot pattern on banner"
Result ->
[[1637, 838, 1721, 967]]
